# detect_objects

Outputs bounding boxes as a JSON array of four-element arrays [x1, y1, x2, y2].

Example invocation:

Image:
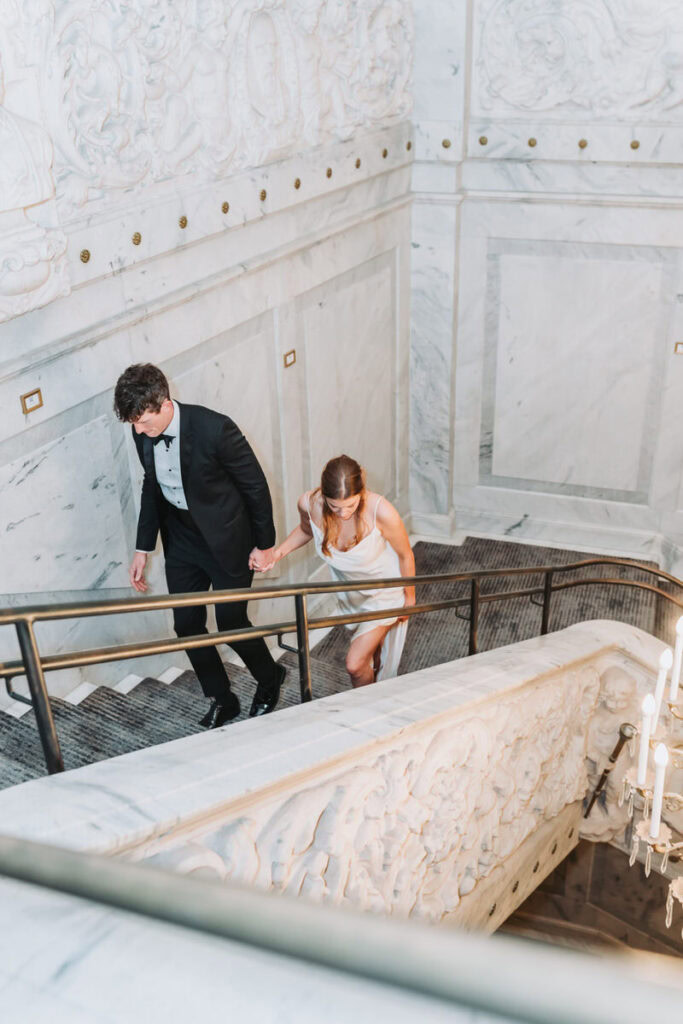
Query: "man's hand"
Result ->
[[249, 546, 276, 573], [129, 552, 148, 592]]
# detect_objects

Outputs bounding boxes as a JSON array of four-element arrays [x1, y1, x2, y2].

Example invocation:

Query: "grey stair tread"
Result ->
[[397, 538, 657, 675], [0, 714, 65, 772], [122, 679, 206, 734], [0, 752, 42, 787], [280, 648, 351, 701], [0, 538, 660, 788], [57, 685, 202, 756]]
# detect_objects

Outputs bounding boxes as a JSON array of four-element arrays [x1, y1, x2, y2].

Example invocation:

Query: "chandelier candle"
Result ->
[[653, 648, 673, 733], [668, 616, 683, 703], [650, 743, 669, 840], [637, 693, 656, 787]]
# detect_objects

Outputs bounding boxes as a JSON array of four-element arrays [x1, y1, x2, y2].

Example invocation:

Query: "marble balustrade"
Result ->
[[0, 621, 677, 929]]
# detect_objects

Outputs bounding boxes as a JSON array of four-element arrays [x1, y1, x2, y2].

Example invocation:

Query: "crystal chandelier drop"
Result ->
[[621, 621, 683, 936]]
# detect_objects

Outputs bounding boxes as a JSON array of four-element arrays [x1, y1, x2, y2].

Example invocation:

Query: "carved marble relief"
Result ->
[[143, 668, 600, 921], [0, 52, 69, 324], [475, 0, 683, 120], [3, 0, 412, 219], [583, 662, 683, 844]]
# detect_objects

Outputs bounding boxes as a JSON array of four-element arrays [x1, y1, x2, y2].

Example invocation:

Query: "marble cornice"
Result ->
[[0, 124, 413, 385]]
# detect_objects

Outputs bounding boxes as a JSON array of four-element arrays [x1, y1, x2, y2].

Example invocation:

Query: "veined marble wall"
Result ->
[[0, 1, 413, 698], [411, 1, 683, 569]]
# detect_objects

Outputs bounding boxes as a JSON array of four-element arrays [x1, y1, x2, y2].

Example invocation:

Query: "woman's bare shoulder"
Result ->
[[374, 494, 401, 526], [299, 489, 322, 521]]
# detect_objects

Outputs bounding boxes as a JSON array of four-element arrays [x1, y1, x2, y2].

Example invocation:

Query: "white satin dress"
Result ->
[[306, 494, 407, 681]]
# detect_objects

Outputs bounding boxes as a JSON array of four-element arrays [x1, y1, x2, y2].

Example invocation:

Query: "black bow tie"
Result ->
[[152, 433, 174, 449]]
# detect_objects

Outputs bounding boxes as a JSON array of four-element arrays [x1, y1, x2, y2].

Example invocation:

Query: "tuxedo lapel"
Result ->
[[177, 401, 194, 501]]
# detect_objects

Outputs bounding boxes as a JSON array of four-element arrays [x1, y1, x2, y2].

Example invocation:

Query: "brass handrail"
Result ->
[[2, 834, 683, 1023], [0, 555, 678, 625], [1, 555, 681, 776]]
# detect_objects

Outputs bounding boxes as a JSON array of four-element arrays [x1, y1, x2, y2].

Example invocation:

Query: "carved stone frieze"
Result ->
[[7, 0, 412, 217], [143, 668, 600, 922], [0, 51, 69, 324], [475, 0, 683, 121]]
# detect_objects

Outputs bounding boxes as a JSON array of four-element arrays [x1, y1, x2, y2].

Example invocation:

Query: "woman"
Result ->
[[262, 455, 415, 686]]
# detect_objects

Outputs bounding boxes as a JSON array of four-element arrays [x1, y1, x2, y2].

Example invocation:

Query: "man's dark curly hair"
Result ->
[[113, 363, 170, 422]]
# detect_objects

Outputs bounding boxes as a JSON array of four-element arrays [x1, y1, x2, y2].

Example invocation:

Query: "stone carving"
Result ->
[[10, 0, 412, 217], [475, 0, 683, 121], [144, 668, 600, 921], [581, 661, 683, 844], [0, 52, 69, 324]]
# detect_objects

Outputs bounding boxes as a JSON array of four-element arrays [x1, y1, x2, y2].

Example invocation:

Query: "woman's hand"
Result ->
[[399, 587, 416, 623]]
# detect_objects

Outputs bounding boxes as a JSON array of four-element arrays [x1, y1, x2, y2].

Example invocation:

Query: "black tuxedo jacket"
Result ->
[[132, 402, 275, 576]]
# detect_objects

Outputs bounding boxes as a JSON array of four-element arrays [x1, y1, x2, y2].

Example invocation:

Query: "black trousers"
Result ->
[[164, 506, 279, 704]]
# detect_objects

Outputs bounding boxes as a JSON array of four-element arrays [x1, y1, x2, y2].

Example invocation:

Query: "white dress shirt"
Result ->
[[154, 400, 188, 510], [135, 400, 188, 553]]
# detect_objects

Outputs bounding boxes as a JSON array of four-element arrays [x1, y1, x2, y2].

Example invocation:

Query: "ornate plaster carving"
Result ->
[[144, 668, 600, 922], [0, 52, 69, 324], [475, 0, 683, 121], [9, 0, 412, 217]]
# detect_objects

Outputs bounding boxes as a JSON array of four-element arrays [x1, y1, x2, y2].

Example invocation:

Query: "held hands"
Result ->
[[129, 552, 148, 593], [249, 546, 279, 573]]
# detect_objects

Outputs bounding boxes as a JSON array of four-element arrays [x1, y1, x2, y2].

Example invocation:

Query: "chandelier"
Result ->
[[620, 620, 683, 936]]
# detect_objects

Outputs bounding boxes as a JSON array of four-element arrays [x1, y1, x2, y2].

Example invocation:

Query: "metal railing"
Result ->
[[1, 556, 682, 777], [0, 832, 682, 1023]]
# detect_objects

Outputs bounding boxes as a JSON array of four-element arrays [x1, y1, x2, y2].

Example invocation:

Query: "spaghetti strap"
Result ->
[[373, 495, 383, 527]]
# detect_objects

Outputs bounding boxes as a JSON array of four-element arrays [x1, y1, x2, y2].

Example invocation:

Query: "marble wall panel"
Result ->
[[298, 254, 397, 500], [438, 195, 683, 558], [484, 244, 668, 499], [166, 314, 283, 537], [412, 0, 467, 166], [0, 416, 129, 594], [410, 200, 458, 515]]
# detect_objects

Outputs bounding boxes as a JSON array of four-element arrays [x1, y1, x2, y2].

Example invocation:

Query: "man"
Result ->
[[113, 363, 285, 728]]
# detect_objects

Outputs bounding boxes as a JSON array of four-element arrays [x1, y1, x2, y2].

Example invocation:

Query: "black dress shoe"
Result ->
[[199, 692, 240, 729], [249, 664, 286, 718]]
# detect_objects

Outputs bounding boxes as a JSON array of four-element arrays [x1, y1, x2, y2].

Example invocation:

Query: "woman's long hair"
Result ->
[[314, 455, 366, 557]]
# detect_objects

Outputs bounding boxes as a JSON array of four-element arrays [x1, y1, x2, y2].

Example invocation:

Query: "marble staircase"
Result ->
[[0, 537, 660, 790], [0, 650, 328, 790]]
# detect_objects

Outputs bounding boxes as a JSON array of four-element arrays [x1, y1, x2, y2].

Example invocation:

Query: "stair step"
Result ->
[[62, 684, 201, 755], [123, 679, 206, 735], [0, 750, 43, 787], [0, 722, 71, 774]]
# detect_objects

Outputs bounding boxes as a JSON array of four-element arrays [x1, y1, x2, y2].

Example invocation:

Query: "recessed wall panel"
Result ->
[[300, 255, 396, 500], [481, 242, 669, 501]]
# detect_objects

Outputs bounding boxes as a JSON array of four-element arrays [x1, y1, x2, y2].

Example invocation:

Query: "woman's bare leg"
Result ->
[[346, 624, 392, 687], [372, 644, 382, 679]]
